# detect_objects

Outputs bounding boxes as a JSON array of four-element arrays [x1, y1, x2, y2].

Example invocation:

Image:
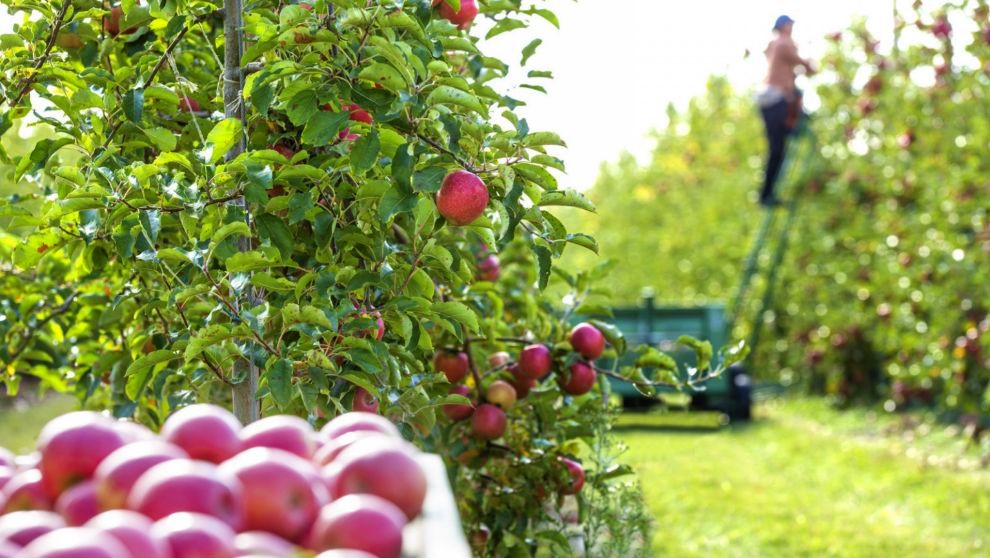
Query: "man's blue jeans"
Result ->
[[760, 98, 792, 203]]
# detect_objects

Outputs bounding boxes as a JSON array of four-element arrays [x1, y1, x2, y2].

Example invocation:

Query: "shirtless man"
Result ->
[[756, 15, 814, 207]]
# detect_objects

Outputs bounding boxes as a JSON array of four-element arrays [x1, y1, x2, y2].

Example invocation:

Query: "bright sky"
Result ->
[[0, 1, 897, 190]]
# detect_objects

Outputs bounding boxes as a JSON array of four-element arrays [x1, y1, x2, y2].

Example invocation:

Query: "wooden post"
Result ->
[[223, 0, 260, 424]]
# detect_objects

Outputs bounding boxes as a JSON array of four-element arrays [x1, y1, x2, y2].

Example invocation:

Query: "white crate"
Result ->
[[402, 454, 472, 558]]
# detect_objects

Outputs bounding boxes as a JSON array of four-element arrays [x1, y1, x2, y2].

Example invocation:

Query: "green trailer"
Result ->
[[601, 294, 752, 420]]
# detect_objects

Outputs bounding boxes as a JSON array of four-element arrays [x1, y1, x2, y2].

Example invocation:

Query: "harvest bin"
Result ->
[[600, 296, 751, 419], [404, 454, 472, 558]]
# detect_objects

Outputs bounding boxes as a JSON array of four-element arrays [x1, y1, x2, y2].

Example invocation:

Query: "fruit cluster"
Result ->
[[0, 406, 429, 558]]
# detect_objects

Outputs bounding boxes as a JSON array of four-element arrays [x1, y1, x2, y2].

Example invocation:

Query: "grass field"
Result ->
[[617, 399, 990, 558]]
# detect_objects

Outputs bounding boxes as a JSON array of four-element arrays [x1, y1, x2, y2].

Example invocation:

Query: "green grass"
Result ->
[[617, 399, 990, 558], [0, 396, 77, 454]]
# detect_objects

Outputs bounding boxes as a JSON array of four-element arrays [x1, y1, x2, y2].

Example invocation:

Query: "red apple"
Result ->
[[234, 531, 296, 556], [477, 255, 500, 281], [569, 323, 605, 360], [316, 551, 377, 558], [269, 143, 295, 160], [562, 362, 596, 396], [19, 527, 130, 558], [437, 0, 479, 29], [509, 366, 536, 398], [219, 448, 325, 541], [0, 448, 14, 469], [239, 415, 315, 459], [126, 460, 244, 531], [518, 344, 552, 379], [94, 440, 188, 509], [442, 385, 475, 422], [178, 95, 201, 113], [559, 458, 585, 495], [332, 437, 426, 520], [305, 494, 406, 558], [151, 512, 236, 558], [351, 388, 379, 413], [0, 511, 65, 547], [160, 404, 242, 463], [487, 351, 510, 369], [0, 541, 18, 558], [0, 466, 14, 492], [15, 453, 41, 471], [37, 412, 126, 499], [436, 170, 488, 226], [485, 380, 517, 409], [320, 412, 400, 442], [471, 404, 506, 441], [111, 421, 155, 444], [314, 431, 386, 467], [3, 469, 52, 512], [344, 104, 373, 125], [103, 7, 123, 36], [54, 480, 100, 526], [86, 511, 169, 558], [434, 350, 469, 383]]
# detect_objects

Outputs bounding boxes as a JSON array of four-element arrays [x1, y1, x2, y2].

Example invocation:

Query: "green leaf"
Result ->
[[225, 250, 278, 272], [677, 336, 714, 372], [538, 189, 596, 212], [533, 244, 552, 289], [358, 62, 408, 91], [267, 359, 293, 409], [286, 90, 319, 126], [431, 301, 479, 333], [185, 325, 236, 360], [287, 192, 313, 225], [142, 127, 176, 151], [301, 111, 349, 147], [123, 88, 144, 123], [590, 319, 627, 355], [486, 18, 526, 39], [204, 118, 243, 163], [521, 38, 542, 66], [211, 221, 251, 248], [125, 350, 178, 400], [351, 130, 380, 174], [565, 233, 598, 253], [256, 213, 294, 259], [426, 86, 488, 117], [379, 188, 418, 223]]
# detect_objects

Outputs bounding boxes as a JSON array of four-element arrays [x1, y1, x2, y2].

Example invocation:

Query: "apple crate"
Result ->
[[402, 454, 472, 558]]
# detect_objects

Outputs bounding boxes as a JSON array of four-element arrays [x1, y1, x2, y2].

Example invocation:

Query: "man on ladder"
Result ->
[[756, 15, 815, 207]]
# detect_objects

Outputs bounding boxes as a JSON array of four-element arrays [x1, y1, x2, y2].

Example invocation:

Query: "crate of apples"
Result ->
[[0, 405, 469, 558]]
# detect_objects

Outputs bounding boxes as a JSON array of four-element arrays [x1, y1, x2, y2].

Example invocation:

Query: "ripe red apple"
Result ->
[[477, 255, 500, 281], [54, 480, 100, 526], [36, 412, 126, 499], [178, 95, 201, 113], [434, 350, 470, 383], [111, 421, 154, 444], [103, 7, 123, 36], [86, 511, 169, 558], [219, 448, 324, 541], [332, 437, 426, 520], [316, 551, 377, 558], [562, 362, 596, 396], [160, 404, 242, 463], [314, 431, 385, 467], [569, 323, 605, 360], [2, 469, 51, 512], [436, 170, 488, 226], [0, 511, 65, 547], [486, 380, 517, 409], [437, 0, 479, 29], [240, 415, 316, 459], [932, 16, 951, 38], [15, 453, 41, 472], [559, 458, 585, 495], [471, 404, 506, 441], [151, 512, 236, 558], [351, 388, 379, 413], [488, 351, 510, 369], [269, 143, 295, 160], [320, 412, 400, 442], [443, 385, 475, 422], [94, 440, 188, 509], [19, 527, 130, 558], [0, 541, 18, 558], [234, 531, 296, 556], [0, 448, 14, 469], [126, 460, 244, 531], [518, 344, 552, 380], [305, 494, 406, 558], [0, 466, 14, 492]]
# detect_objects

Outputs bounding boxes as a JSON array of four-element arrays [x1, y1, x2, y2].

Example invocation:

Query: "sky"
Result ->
[[0, 1, 898, 190]]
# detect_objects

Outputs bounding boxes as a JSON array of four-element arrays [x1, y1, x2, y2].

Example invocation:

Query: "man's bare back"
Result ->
[[765, 36, 805, 93]]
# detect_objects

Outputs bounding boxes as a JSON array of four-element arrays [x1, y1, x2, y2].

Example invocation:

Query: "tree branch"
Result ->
[[8, 290, 79, 365], [2, 0, 72, 111]]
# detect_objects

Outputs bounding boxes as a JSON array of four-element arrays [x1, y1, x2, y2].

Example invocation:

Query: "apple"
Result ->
[[437, 0, 479, 29], [442, 385, 475, 422], [0, 541, 19, 558], [126, 460, 244, 531], [15, 453, 41, 472], [518, 344, 552, 380], [562, 362, 596, 396], [0, 466, 14, 492], [94, 440, 188, 509], [2, 469, 52, 512], [471, 404, 506, 441], [178, 95, 201, 113], [434, 350, 469, 383], [470, 525, 490, 549], [234, 531, 296, 556], [160, 404, 242, 463], [436, 170, 488, 226], [351, 388, 379, 413], [314, 431, 386, 467], [932, 16, 951, 38], [320, 412, 400, 442], [269, 143, 295, 160], [36, 412, 126, 499], [54, 480, 100, 526], [0, 511, 65, 547], [19, 527, 130, 558], [103, 7, 123, 36], [305, 494, 406, 558], [111, 421, 155, 444], [477, 255, 500, 281], [239, 415, 316, 459], [219, 448, 325, 541], [559, 458, 585, 495], [488, 351, 510, 369], [485, 380, 517, 410], [508, 366, 536, 398], [569, 323, 605, 360], [0, 448, 14, 469], [151, 512, 236, 558], [316, 551, 377, 558], [331, 437, 426, 520], [86, 511, 169, 558]]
